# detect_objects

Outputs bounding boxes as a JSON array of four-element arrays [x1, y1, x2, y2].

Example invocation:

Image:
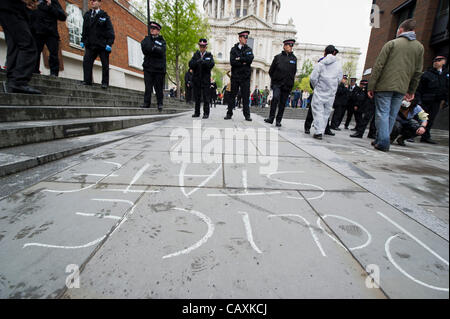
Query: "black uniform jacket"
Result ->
[[333, 83, 350, 108], [185, 71, 193, 87], [189, 50, 215, 87], [354, 87, 373, 114], [347, 85, 362, 107], [31, 0, 66, 38], [81, 9, 115, 50], [0, 0, 30, 20], [230, 43, 254, 81], [269, 51, 297, 91], [416, 67, 449, 105], [141, 35, 167, 73]]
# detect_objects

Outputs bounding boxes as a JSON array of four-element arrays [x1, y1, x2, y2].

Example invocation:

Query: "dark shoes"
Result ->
[[350, 132, 363, 138], [264, 118, 274, 124], [344, 126, 349, 130], [305, 128, 310, 134], [157, 105, 163, 112], [192, 114, 200, 118], [202, 114, 209, 119], [101, 84, 108, 89], [313, 134, 323, 140], [367, 133, 376, 139], [350, 128, 357, 131], [8, 84, 42, 94], [81, 81, 92, 86], [141, 104, 150, 108], [275, 122, 282, 127], [224, 115, 232, 120], [331, 126, 341, 131], [397, 137, 406, 146], [325, 130, 335, 136], [245, 117, 252, 122], [420, 138, 437, 145], [373, 143, 389, 152]]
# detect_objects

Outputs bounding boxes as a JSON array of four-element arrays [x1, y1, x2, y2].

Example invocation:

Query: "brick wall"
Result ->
[[363, 0, 441, 78]]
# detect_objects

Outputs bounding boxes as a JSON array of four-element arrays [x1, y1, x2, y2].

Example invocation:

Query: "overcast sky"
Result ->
[[196, 0, 374, 78]]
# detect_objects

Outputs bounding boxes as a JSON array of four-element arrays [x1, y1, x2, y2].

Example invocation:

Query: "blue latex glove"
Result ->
[[80, 42, 84, 49], [105, 45, 112, 52]]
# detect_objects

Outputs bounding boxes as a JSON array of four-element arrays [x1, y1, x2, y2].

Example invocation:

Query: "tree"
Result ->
[[343, 58, 357, 78], [152, 0, 210, 98], [212, 68, 225, 90], [297, 59, 314, 83], [299, 76, 313, 94]]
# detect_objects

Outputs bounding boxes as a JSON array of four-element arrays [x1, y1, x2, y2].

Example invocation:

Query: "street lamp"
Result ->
[[147, 0, 151, 35]]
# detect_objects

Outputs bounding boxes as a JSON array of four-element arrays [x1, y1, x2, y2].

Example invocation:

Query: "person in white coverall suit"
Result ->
[[309, 45, 343, 139]]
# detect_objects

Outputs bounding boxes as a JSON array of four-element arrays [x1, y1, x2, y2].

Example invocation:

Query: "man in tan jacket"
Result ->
[[368, 19, 424, 152]]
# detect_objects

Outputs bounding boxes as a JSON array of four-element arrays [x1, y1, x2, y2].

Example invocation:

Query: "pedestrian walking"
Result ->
[[31, 0, 67, 77], [210, 78, 217, 108], [309, 45, 343, 139], [368, 19, 424, 152], [224, 31, 254, 121], [141, 21, 166, 110], [189, 38, 215, 119], [264, 39, 297, 127], [0, 0, 41, 94]]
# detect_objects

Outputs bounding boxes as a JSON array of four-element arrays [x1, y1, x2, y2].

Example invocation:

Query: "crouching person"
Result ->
[[390, 98, 429, 146]]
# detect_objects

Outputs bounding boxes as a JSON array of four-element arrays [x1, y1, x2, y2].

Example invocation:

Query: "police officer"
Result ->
[[344, 77, 361, 130], [0, 0, 41, 94], [350, 79, 375, 138], [185, 69, 193, 104], [330, 75, 350, 130], [416, 55, 449, 144], [210, 78, 218, 108], [141, 21, 166, 111], [225, 31, 254, 121], [264, 39, 297, 127], [189, 39, 215, 119], [31, 0, 66, 77], [80, 0, 115, 89]]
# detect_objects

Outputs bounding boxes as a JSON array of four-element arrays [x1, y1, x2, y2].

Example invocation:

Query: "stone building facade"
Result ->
[[203, 0, 362, 90]]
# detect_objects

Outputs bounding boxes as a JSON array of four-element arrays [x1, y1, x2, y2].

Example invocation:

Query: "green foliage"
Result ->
[[343, 59, 357, 78], [297, 59, 314, 83], [212, 68, 225, 90], [299, 76, 313, 93], [152, 0, 210, 96]]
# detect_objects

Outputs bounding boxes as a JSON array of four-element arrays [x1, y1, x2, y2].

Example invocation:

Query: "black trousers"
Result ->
[[355, 105, 376, 136], [268, 85, 290, 123], [330, 104, 345, 128], [143, 71, 164, 107], [228, 78, 250, 118], [0, 11, 36, 86], [391, 119, 421, 141], [34, 33, 59, 76], [83, 47, 110, 85], [344, 105, 354, 128], [194, 84, 210, 116], [305, 106, 331, 132], [421, 102, 441, 140]]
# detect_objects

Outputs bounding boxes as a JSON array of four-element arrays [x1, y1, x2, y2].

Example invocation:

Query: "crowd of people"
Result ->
[[1, 2, 448, 151]]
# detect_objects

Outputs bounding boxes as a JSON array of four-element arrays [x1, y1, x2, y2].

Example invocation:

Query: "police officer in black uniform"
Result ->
[[264, 39, 297, 127], [416, 55, 449, 144], [31, 0, 67, 77], [0, 0, 41, 94], [141, 21, 166, 111], [225, 31, 254, 121], [189, 39, 215, 119], [330, 75, 350, 130], [80, 0, 115, 89], [344, 77, 361, 130], [350, 79, 374, 138]]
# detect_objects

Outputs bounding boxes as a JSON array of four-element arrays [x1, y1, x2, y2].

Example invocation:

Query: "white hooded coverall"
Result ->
[[309, 54, 343, 135]]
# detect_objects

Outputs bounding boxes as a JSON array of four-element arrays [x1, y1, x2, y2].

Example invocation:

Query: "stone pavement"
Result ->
[[0, 106, 448, 299]]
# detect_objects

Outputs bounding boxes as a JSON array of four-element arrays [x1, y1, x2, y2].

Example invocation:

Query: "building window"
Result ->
[[392, 0, 416, 28], [66, 2, 83, 46], [127, 37, 144, 70], [218, 52, 223, 59]]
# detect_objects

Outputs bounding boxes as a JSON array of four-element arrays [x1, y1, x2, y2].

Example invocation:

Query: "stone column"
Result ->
[[268, 0, 272, 23], [212, 0, 216, 19], [264, 0, 267, 20], [231, 0, 235, 17], [218, 0, 222, 19], [256, 0, 260, 18], [240, 0, 244, 17]]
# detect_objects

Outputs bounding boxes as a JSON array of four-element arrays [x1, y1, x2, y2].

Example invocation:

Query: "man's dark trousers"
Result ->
[[0, 11, 36, 86], [421, 102, 441, 141], [269, 85, 289, 123], [83, 47, 110, 85], [194, 84, 210, 116], [305, 106, 331, 132], [34, 34, 59, 76], [144, 71, 164, 107], [344, 105, 354, 128], [228, 78, 250, 118]]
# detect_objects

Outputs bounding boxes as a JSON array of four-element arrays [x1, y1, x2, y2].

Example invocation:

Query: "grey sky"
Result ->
[[195, 0, 374, 78]]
